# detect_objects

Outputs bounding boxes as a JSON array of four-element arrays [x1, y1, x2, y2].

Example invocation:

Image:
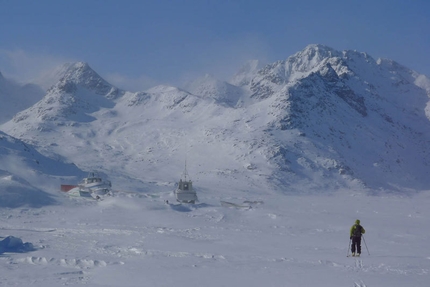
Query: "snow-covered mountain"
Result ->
[[0, 72, 45, 124], [245, 44, 430, 191], [1, 45, 430, 195], [3, 62, 123, 135]]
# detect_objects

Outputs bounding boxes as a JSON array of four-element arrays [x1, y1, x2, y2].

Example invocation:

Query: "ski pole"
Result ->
[[362, 235, 370, 255], [347, 238, 351, 257]]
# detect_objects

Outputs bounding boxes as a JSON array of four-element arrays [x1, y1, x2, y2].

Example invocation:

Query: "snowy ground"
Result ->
[[1, 187, 429, 287]]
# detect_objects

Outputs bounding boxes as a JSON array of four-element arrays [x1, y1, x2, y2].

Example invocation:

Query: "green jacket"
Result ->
[[350, 219, 365, 237]]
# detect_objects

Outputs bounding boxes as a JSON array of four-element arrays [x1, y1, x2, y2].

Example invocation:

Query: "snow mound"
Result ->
[[0, 236, 35, 254], [0, 171, 56, 207]]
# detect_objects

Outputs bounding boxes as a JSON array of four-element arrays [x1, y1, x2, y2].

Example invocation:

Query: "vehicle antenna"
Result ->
[[184, 158, 189, 181]]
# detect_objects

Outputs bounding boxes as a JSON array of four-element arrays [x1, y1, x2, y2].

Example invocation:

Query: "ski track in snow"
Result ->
[[354, 280, 367, 287]]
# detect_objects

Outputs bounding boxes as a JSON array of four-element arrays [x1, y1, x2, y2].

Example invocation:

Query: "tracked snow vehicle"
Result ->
[[174, 162, 197, 204]]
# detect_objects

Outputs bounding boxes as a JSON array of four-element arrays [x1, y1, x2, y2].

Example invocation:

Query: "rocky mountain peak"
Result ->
[[294, 44, 339, 63], [54, 62, 122, 99], [62, 62, 94, 80], [248, 45, 344, 99]]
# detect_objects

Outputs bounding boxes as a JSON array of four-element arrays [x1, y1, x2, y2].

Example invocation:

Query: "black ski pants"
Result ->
[[351, 236, 361, 254]]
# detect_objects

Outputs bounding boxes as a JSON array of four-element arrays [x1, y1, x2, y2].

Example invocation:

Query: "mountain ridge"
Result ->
[[1, 44, 430, 194]]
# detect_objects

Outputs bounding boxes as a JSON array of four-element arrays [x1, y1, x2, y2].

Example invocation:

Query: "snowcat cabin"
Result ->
[[178, 179, 192, 191], [84, 177, 100, 184]]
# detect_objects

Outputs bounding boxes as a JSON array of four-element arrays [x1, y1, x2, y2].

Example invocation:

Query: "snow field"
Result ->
[[1, 189, 429, 286]]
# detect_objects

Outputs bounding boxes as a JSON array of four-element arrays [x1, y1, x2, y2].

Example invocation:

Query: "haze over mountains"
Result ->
[[0, 72, 45, 124], [1, 44, 430, 205]]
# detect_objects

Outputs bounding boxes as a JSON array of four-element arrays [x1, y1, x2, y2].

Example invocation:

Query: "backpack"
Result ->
[[353, 224, 363, 237]]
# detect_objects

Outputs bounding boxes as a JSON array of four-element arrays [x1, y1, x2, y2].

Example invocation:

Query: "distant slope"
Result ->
[[183, 74, 245, 107], [0, 72, 45, 124], [0, 131, 85, 207]]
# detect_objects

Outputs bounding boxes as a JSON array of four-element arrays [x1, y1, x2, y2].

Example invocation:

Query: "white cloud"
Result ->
[[0, 36, 271, 93], [203, 34, 271, 80], [105, 72, 160, 92], [175, 33, 271, 87], [0, 49, 75, 89], [0, 49, 160, 92]]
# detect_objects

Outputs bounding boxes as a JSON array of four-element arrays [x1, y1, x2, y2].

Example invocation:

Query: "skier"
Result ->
[[350, 219, 365, 257]]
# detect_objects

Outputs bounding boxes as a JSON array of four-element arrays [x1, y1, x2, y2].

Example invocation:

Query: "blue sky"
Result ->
[[0, 0, 429, 91]]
